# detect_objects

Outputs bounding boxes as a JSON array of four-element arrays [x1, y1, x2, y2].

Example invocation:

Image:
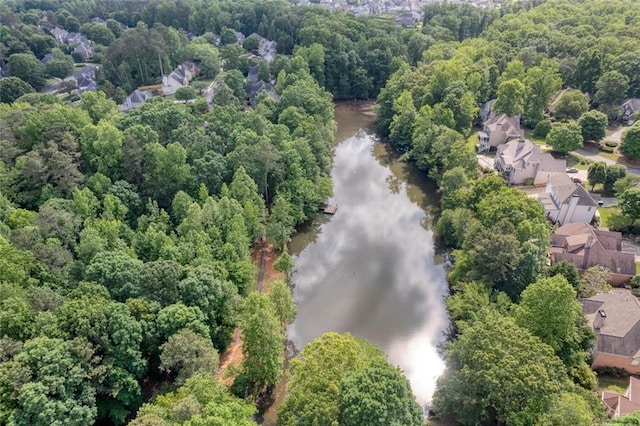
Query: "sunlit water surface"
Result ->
[[287, 102, 449, 404]]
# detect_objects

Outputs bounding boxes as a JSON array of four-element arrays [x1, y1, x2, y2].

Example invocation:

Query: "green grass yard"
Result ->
[[598, 207, 623, 228]]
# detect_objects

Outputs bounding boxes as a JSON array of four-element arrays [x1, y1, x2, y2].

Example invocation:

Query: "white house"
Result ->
[[494, 138, 566, 185], [477, 113, 522, 152], [538, 173, 598, 225]]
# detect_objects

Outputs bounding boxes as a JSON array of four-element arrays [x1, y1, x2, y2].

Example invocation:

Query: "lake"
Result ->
[[287, 101, 450, 405]]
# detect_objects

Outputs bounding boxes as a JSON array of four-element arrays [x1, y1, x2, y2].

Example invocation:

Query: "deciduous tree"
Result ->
[[0, 77, 34, 103], [493, 78, 525, 117], [159, 329, 219, 385], [578, 110, 607, 142], [278, 333, 385, 426], [8, 53, 45, 91], [619, 187, 640, 226], [241, 292, 284, 396], [433, 312, 571, 426], [621, 123, 640, 160], [546, 122, 583, 154], [340, 359, 423, 426]]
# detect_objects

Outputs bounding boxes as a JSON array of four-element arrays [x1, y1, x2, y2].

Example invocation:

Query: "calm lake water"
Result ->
[[287, 101, 450, 404]]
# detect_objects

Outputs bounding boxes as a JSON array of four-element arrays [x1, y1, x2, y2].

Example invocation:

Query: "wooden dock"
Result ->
[[323, 204, 338, 215]]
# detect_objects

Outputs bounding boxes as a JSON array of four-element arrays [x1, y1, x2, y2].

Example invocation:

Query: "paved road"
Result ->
[[573, 148, 617, 165]]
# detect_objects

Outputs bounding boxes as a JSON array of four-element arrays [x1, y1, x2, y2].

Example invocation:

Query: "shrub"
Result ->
[[523, 177, 534, 186], [533, 118, 552, 138]]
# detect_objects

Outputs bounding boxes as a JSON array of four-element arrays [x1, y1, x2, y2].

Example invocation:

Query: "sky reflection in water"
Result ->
[[288, 122, 449, 404]]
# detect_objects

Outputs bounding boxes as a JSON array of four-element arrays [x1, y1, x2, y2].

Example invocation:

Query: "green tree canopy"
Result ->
[[278, 332, 386, 426], [8, 53, 45, 91], [621, 123, 640, 160], [241, 292, 285, 397], [0, 77, 35, 104], [433, 312, 577, 426], [493, 78, 525, 117], [0, 337, 97, 426], [578, 110, 608, 142], [546, 122, 583, 154], [340, 359, 423, 426], [554, 90, 588, 120], [619, 187, 640, 226], [159, 329, 219, 386]]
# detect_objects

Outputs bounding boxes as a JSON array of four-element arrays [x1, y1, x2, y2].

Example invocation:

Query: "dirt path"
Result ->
[[215, 241, 285, 386]]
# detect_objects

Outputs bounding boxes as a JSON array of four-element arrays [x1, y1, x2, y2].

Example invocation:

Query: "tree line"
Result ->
[[375, 0, 640, 423]]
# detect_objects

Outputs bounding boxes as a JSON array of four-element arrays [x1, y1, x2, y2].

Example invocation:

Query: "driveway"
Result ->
[[604, 126, 628, 144]]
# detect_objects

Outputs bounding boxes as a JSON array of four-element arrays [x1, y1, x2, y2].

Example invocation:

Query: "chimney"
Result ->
[[594, 310, 606, 331]]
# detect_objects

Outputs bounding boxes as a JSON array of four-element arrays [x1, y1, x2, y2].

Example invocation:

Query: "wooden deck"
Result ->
[[323, 204, 337, 215]]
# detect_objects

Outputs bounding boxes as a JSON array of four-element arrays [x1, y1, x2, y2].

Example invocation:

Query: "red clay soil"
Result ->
[[216, 242, 286, 385]]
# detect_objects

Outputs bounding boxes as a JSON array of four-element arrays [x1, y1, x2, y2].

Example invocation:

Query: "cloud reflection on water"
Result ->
[[288, 132, 449, 404]]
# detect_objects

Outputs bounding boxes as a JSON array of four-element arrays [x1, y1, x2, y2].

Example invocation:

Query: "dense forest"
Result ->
[[3, 0, 640, 425], [0, 0, 428, 425]]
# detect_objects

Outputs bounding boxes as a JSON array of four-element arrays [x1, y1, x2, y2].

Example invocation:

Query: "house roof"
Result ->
[[546, 173, 598, 207], [582, 290, 640, 339], [496, 138, 538, 168], [485, 113, 522, 139], [41, 53, 54, 64], [551, 222, 635, 275], [621, 98, 640, 112], [603, 374, 640, 418], [479, 99, 496, 121]]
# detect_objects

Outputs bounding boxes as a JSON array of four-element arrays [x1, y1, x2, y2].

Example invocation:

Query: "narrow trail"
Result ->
[[256, 238, 267, 293]]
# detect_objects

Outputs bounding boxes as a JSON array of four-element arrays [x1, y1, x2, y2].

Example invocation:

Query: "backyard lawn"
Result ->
[[598, 207, 623, 228]]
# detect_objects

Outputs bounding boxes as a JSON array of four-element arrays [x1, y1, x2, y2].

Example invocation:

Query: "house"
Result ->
[[395, 12, 417, 27], [66, 32, 89, 46], [478, 99, 496, 123], [51, 26, 68, 44], [258, 39, 277, 63], [73, 64, 98, 94], [74, 42, 93, 60], [75, 76, 97, 93], [247, 33, 278, 63], [619, 98, 640, 124], [90, 17, 107, 25], [162, 62, 199, 96], [41, 53, 54, 65], [120, 89, 153, 111], [582, 290, 640, 374], [550, 222, 636, 284], [234, 31, 245, 46], [603, 376, 640, 419], [0, 59, 9, 78], [245, 80, 277, 107], [247, 64, 259, 83], [477, 113, 522, 152], [494, 138, 566, 185], [538, 173, 598, 225]]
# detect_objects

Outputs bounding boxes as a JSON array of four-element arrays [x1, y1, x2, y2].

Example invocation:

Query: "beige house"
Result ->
[[494, 138, 566, 185], [538, 173, 598, 225], [477, 113, 522, 152], [582, 290, 640, 374], [603, 376, 640, 419], [550, 222, 636, 284]]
